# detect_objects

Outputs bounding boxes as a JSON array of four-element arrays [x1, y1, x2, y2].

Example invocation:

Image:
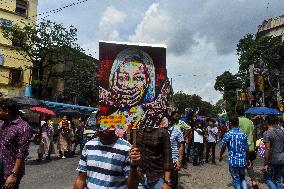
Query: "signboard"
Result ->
[[99, 41, 168, 129], [0, 18, 12, 27], [100, 115, 126, 129]]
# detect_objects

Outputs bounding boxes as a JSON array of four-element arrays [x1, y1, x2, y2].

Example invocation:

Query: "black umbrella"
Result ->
[[11, 97, 42, 107], [59, 108, 81, 118]]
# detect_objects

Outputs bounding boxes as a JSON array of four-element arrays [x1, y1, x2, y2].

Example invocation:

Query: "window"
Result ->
[[0, 53, 3, 66], [15, 0, 28, 17], [9, 69, 22, 85]]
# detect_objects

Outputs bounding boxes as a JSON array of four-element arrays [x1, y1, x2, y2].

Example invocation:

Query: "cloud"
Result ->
[[38, 0, 284, 103], [98, 6, 126, 41], [82, 5, 127, 59], [167, 35, 239, 103], [166, 0, 284, 55], [129, 3, 174, 45]]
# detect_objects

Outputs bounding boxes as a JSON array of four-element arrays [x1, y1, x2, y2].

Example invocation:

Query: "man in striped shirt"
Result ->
[[73, 114, 140, 189], [169, 111, 184, 189], [220, 116, 251, 189]]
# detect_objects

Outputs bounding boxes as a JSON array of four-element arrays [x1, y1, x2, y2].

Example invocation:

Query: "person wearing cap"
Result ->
[[0, 99, 31, 189], [73, 113, 141, 189]]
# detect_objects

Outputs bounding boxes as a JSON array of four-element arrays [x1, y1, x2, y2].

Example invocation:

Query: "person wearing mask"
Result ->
[[168, 111, 184, 189], [0, 99, 31, 189], [73, 112, 141, 189], [205, 118, 218, 164], [262, 116, 284, 189], [220, 116, 251, 189]]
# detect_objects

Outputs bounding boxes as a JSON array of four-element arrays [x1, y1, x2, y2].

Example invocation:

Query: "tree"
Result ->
[[214, 71, 241, 115], [63, 57, 98, 105], [2, 20, 80, 98], [170, 91, 191, 113], [170, 91, 218, 117], [237, 34, 284, 107]]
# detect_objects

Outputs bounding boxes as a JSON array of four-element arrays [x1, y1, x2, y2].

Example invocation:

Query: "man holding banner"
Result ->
[[98, 41, 171, 189], [73, 113, 141, 189]]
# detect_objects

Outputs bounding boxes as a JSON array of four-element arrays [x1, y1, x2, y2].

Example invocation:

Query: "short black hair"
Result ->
[[206, 118, 215, 123], [0, 98, 20, 116], [265, 116, 278, 125], [235, 106, 245, 116], [170, 111, 180, 118], [229, 116, 239, 127]]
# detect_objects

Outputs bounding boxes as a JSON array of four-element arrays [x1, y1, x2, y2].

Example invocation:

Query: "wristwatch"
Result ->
[[10, 171, 18, 177], [164, 180, 172, 186]]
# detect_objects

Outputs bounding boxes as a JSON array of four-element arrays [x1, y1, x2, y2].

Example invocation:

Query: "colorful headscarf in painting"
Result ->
[[109, 48, 156, 103]]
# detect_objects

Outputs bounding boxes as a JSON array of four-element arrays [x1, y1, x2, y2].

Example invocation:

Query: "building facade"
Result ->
[[257, 15, 284, 39], [0, 0, 38, 98], [257, 15, 284, 105]]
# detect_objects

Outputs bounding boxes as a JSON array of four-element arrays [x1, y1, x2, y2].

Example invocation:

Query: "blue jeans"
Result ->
[[138, 178, 164, 189], [229, 166, 248, 189], [264, 164, 284, 189]]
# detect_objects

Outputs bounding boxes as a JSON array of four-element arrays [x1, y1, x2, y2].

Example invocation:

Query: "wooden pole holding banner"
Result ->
[[132, 128, 137, 148]]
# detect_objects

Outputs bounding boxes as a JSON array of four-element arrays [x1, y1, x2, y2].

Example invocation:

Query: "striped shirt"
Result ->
[[222, 128, 248, 167], [169, 126, 184, 163], [77, 137, 131, 189]]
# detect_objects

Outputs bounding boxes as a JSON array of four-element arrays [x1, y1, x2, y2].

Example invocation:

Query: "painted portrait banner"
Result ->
[[99, 41, 169, 129]]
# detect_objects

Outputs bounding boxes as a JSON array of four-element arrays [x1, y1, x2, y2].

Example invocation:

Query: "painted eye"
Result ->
[[118, 75, 129, 81], [134, 74, 146, 82]]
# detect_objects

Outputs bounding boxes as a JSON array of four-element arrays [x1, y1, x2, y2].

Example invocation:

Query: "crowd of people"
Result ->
[[36, 115, 86, 161], [0, 98, 283, 189]]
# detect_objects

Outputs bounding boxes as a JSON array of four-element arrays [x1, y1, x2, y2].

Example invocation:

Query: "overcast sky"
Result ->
[[38, 0, 284, 104]]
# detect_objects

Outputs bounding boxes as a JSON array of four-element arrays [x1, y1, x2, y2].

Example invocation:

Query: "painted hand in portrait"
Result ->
[[99, 43, 168, 129]]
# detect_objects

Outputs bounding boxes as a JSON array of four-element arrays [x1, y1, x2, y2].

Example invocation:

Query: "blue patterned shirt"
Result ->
[[169, 126, 184, 163], [222, 128, 248, 167]]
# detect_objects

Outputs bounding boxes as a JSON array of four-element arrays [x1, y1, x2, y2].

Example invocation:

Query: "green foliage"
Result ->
[[170, 91, 219, 117], [214, 71, 241, 92], [2, 20, 81, 98], [215, 33, 284, 115], [63, 58, 98, 105], [214, 71, 241, 115], [237, 34, 284, 72], [237, 34, 284, 107]]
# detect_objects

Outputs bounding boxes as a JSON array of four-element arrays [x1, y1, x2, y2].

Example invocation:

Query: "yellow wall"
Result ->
[[0, 0, 38, 97]]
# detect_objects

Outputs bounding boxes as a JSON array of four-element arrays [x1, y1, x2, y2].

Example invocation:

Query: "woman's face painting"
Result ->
[[117, 60, 148, 100]]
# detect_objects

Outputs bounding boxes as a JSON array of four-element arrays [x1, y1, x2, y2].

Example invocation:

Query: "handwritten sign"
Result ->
[[100, 114, 126, 129]]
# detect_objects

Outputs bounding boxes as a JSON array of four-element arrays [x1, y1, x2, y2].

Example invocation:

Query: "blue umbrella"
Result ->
[[245, 107, 282, 115]]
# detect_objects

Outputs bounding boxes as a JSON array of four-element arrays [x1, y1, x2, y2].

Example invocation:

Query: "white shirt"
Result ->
[[207, 126, 218, 143], [194, 130, 204, 143]]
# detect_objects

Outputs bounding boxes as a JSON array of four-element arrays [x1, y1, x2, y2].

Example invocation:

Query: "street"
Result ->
[[21, 143, 267, 189], [21, 144, 78, 189]]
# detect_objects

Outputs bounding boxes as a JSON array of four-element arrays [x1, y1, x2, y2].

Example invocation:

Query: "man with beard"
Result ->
[[0, 99, 31, 189]]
